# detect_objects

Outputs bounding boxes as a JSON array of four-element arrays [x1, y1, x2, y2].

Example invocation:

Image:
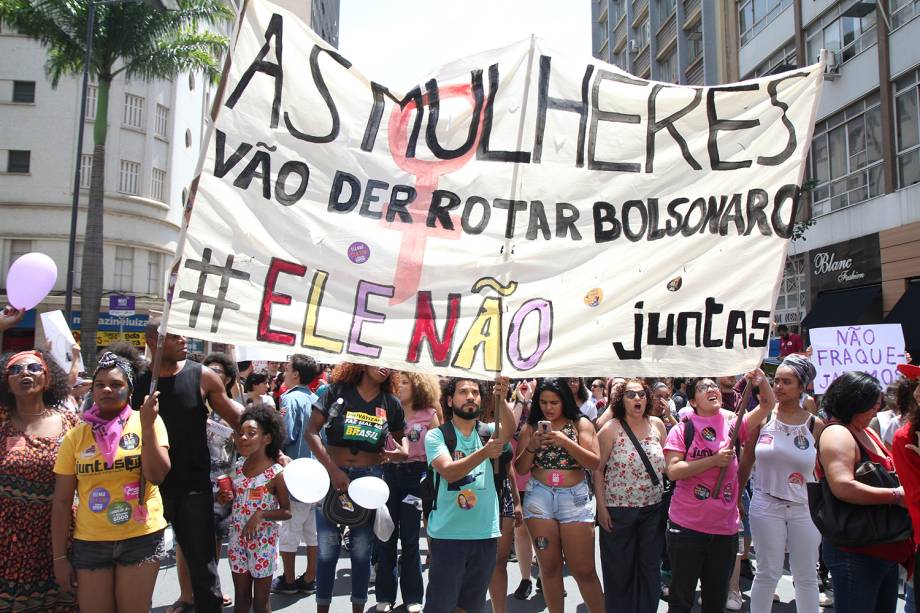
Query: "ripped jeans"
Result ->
[[314, 465, 382, 606], [521, 477, 595, 523]]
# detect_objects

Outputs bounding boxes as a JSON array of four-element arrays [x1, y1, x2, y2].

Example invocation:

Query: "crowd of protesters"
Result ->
[[1, 304, 919, 613]]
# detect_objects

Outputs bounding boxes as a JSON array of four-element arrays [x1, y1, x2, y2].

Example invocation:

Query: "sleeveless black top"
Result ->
[[133, 361, 210, 497], [318, 384, 405, 454]]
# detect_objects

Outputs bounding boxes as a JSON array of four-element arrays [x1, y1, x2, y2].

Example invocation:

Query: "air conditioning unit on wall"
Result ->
[[628, 39, 640, 53], [821, 49, 840, 81]]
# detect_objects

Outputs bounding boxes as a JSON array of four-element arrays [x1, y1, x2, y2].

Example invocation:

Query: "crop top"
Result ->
[[532, 421, 582, 470], [318, 384, 405, 454]]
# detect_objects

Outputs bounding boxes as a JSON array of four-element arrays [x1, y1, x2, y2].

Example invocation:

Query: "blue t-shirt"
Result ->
[[425, 422, 501, 540]]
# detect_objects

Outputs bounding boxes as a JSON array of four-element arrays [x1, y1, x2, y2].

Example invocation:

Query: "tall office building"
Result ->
[[0, 1, 340, 353]]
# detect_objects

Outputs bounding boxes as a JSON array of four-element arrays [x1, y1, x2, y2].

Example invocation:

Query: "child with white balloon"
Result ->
[[217, 406, 292, 613]]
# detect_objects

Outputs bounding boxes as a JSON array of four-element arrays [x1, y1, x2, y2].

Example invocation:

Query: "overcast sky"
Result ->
[[338, 1, 591, 91]]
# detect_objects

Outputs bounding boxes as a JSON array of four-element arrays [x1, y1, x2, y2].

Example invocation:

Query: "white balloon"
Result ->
[[348, 476, 390, 509], [282, 458, 329, 503]]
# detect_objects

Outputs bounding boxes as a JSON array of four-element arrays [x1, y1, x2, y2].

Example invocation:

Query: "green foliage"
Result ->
[[792, 179, 819, 242]]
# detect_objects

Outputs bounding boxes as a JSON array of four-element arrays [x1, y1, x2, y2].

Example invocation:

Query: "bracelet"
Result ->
[[525, 447, 538, 453], [53, 555, 67, 561], [893, 486, 904, 503]]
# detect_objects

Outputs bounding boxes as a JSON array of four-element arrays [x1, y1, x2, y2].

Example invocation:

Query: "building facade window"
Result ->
[[597, 9, 609, 53], [123, 93, 145, 129], [658, 0, 676, 19], [745, 41, 797, 79], [805, 6, 877, 67], [155, 104, 169, 139], [9, 240, 32, 267], [891, 0, 920, 30], [147, 252, 162, 295], [809, 93, 884, 216], [85, 84, 97, 120], [775, 253, 807, 328], [660, 51, 678, 83], [80, 154, 92, 188], [635, 17, 650, 49], [739, 0, 793, 46], [612, 0, 626, 22], [7, 150, 30, 173], [113, 246, 134, 292], [118, 160, 140, 194], [687, 31, 703, 62], [12, 81, 35, 103], [151, 168, 166, 201], [893, 67, 920, 188]]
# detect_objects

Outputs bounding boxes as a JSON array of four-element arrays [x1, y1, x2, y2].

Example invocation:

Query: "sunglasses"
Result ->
[[696, 382, 720, 392], [8, 362, 44, 376], [624, 390, 647, 399], [591, 384, 604, 389]]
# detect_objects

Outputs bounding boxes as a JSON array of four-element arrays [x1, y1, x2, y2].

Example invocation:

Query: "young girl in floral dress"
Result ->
[[218, 406, 291, 613]]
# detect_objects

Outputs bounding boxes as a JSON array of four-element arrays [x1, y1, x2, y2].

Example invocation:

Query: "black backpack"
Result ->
[[420, 421, 511, 511]]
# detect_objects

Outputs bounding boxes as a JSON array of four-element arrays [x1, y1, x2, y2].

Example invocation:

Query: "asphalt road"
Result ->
[[150, 528, 909, 612]]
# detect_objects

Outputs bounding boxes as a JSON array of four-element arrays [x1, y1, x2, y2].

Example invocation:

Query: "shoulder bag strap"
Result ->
[[620, 419, 661, 487]]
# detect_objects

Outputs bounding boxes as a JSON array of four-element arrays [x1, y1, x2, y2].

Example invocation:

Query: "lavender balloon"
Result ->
[[7, 252, 58, 310]]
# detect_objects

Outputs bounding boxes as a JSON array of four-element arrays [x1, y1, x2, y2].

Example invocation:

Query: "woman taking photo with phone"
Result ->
[[514, 378, 603, 613]]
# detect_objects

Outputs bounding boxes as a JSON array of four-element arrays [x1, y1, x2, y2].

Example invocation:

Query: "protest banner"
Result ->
[[40, 310, 84, 372], [163, 0, 825, 378], [810, 324, 906, 394]]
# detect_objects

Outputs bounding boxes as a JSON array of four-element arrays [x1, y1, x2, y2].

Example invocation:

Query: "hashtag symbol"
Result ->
[[178, 248, 250, 333]]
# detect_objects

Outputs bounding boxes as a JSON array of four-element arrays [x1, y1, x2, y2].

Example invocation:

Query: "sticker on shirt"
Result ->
[[722, 486, 734, 502], [457, 489, 477, 510], [107, 501, 132, 525], [375, 407, 387, 419], [788, 472, 805, 486], [408, 424, 423, 443], [119, 433, 140, 451], [5, 436, 25, 453], [248, 486, 268, 501], [342, 411, 384, 446], [693, 484, 710, 500], [549, 470, 563, 486], [88, 487, 111, 512], [452, 450, 466, 461], [80, 445, 97, 459], [133, 505, 149, 523], [793, 435, 810, 450], [123, 482, 140, 501], [757, 433, 774, 445], [701, 427, 717, 442]]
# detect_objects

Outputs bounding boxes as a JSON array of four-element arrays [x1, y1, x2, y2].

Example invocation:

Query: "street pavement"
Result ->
[[151, 528, 909, 612]]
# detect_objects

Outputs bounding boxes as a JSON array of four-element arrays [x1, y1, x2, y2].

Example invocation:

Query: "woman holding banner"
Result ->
[[305, 363, 406, 613], [514, 378, 604, 613], [0, 349, 79, 611], [595, 378, 667, 613], [738, 356, 823, 613], [663, 371, 771, 613]]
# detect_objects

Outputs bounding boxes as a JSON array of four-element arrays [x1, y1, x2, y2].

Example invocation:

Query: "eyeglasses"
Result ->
[[591, 384, 604, 389], [696, 382, 720, 392], [8, 362, 44, 376], [624, 390, 647, 399]]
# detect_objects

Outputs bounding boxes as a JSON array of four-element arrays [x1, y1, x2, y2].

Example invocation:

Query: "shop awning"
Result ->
[[801, 285, 883, 329], [884, 280, 920, 350]]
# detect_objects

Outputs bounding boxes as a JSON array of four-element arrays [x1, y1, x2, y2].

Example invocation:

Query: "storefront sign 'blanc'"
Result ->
[[166, 0, 825, 377]]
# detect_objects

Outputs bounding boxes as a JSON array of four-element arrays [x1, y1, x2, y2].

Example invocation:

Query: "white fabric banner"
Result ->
[[167, 0, 824, 377]]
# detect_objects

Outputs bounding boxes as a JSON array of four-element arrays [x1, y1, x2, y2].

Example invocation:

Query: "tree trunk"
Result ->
[[79, 77, 110, 370]]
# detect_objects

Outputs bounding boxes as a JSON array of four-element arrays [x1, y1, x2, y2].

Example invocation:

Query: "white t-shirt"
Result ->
[[579, 398, 598, 421]]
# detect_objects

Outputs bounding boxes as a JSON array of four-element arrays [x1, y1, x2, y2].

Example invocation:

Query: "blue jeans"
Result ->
[[376, 461, 425, 605], [822, 542, 899, 613], [315, 465, 383, 606]]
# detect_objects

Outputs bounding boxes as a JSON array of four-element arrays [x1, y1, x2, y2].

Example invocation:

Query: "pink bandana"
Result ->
[[83, 403, 132, 467]]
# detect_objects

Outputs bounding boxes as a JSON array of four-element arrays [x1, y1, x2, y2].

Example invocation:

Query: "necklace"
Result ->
[[17, 405, 51, 417]]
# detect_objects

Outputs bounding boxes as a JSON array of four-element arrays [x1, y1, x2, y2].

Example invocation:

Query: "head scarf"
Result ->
[[94, 351, 135, 390], [780, 354, 816, 388]]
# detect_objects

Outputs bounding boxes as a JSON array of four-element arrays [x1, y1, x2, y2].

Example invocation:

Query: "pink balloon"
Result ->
[[7, 252, 58, 310]]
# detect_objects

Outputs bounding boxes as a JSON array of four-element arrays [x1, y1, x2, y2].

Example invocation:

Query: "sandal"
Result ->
[[222, 593, 234, 607], [166, 601, 193, 613]]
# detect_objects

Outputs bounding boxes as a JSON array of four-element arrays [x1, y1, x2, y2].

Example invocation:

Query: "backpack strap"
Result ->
[[682, 417, 695, 452], [807, 414, 817, 436], [431, 422, 457, 511]]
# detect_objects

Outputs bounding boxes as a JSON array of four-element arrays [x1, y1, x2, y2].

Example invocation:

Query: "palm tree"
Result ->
[[0, 0, 233, 367]]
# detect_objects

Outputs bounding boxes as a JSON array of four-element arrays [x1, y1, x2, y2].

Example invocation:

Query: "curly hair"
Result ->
[[610, 378, 653, 420], [401, 371, 442, 412], [203, 352, 238, 396], [527, 377, 583, 425], [330, 362, 398, 395], [0, 350, 72, 410], [239, 405, 286, 460], [822, 371, 882, 424], [103, 342, 148, 378], [892, 376, 919, 417], [441, 378, 486, 420]]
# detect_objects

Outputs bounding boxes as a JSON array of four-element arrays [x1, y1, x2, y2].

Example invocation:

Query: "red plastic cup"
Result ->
[[216, 475, 233, 496]]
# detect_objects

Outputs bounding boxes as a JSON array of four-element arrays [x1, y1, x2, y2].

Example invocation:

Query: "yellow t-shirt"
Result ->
[[54, 411, 169, 541]]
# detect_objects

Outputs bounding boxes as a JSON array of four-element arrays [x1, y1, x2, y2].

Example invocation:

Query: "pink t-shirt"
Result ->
[[404, 407, 437, 462], [664, 410, 747, 535]]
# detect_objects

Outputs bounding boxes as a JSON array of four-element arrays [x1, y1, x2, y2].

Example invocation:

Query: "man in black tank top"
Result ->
[[134, 321, 242, 613]]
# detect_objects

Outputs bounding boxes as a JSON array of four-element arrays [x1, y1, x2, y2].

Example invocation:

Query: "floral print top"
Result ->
[[229, 461, 282, 535], [532, 421, 582, 470], [604, 421, 665, 508]]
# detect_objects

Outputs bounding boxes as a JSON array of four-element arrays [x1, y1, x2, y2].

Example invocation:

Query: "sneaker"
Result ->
[[726, 591, 743, 611], [342, 529, 351, 552], [270, 576, 299, 595], [294, 576, 315, 595], [375, 603, 392, 612], [819, 591, 834, 607], [406, 604, 423, 613], [534, 578, 566, 597], [513, 579, 533, 600], [740, 558, 755, 580], [508, 550, 517, 563], [369, 563, 377, 585]]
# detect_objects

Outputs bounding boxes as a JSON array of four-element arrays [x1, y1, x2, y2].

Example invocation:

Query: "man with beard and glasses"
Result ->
[[423, 377, 516, 613]]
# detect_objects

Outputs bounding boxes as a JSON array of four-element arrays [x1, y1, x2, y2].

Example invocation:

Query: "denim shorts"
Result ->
[[522, 477, 594, 523], [72, 529, 166, 570]]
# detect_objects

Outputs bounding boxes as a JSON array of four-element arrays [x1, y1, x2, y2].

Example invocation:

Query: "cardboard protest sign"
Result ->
[[165, 0, 824, 377], [811, 324, 906, 394], [40, 310, 83, 372]]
